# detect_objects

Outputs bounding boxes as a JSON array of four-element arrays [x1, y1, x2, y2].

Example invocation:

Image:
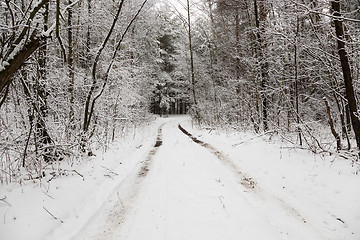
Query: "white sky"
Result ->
[[161, 0, 204, 20], [163, 0, 188, 16]]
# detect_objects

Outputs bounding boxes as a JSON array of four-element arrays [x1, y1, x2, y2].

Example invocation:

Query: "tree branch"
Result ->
[[83, 0, 126, 132], [86, 0, 149, 133], [0, 35, 44, 94]]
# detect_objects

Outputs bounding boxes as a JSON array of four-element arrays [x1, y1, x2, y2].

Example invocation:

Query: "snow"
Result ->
[[0, 61, 9, 72], [1, 116, 360, 240], [5, 37, 26, 65], [42, 23, 56, 38], [0, 118, 166, 240], [180, 119, 360, 239]]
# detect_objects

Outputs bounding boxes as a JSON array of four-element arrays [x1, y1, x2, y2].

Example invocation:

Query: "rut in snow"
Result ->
[[178, 124, 256, 189], [139, 125, 163, 177], [177, 123, 314, 230], [84, 124, 165, 240]]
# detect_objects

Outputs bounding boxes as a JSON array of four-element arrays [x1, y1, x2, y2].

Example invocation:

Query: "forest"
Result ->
[[1, 0, 360, 183]]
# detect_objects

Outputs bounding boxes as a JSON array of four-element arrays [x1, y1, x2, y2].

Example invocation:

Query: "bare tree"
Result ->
[[0, 0, 50, 95], [330, 0, 360, 154], [187, 0, 198, 109], [254, 0, 269, 131], [83, 0, 149, 136]]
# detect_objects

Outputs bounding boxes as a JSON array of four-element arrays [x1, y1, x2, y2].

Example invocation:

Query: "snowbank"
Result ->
[[180, 119, 360, 240], [0, 117, 168, 240]]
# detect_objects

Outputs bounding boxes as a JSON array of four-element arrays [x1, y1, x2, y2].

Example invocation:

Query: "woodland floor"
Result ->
[[1, 116, 360, 240]]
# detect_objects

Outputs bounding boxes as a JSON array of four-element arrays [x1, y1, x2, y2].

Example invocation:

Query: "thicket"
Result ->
[[0, 0, 187, 183], [188, 0, 360, 165], [1, 0, 360, 183]]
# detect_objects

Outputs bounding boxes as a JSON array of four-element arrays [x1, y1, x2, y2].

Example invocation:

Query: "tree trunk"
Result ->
[[56, 0, 66, 62], [83, 0, 148, 135], [87, 0, 92, 61], [324, 97, 341, 151], [36, 0, 54, 162], [187, 0, 197, 107], [207, 0, 219, 123], [331, 0, 360, 154], [254, 0, 269, 132], [294, 11, 302, 146], [235, 11, 241, 80], [83, 0, 126, 133], [0, 0, 50, 94], [0, 37, 44, 95], [68, 0, 75, 132]]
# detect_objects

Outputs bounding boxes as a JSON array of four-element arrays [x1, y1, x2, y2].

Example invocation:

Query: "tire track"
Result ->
[[138, 126, 163, 177], [177, 123, 329, 239], [178, 124, 256, 189], [81, 124, 165, 240]]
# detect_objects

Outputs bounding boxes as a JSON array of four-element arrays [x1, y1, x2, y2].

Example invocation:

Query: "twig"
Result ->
[[218, 196, 225, 209], [42, 190, 54, 199], [101, 166, 118, 176], [279, 134, 295, 145], [280, 146, 308, 150], [43, 206, 63, 223], [72, 170, 84, 181], [47, 175, 56, 182], [232, 130, 276, 147], [117, 192, 125, 209], [4, 209, 8, 224], [0, 196, 11, 206], [104, 174, 114, 180], [336, 218, 345, 224]]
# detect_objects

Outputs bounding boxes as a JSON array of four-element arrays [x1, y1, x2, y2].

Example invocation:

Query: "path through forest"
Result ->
[[74, 117, 333, 240]]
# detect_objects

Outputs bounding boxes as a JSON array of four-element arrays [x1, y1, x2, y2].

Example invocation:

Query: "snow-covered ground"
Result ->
[[0, 117, 168, 240], [180, 119, 360, 240], [1, 116, 360, 240]]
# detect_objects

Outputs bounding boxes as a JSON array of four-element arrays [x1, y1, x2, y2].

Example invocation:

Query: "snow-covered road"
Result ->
[[75, 118, 332, 240], [2, 116, 358, 240]]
